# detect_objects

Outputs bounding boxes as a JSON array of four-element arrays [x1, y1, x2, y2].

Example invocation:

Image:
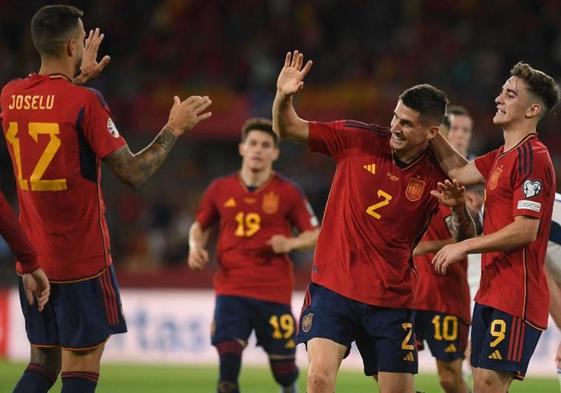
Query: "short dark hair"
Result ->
[[510, 62, 560, 112], [241, 118, 279, 146], [399, 84, 448, 125], [31, 5, 83, 57], [447, 105, 471, 118]]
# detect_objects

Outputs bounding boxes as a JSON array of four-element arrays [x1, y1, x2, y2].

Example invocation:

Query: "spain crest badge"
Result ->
[[406, 178, 425, 201], [301, 312, 313, 333], [262, 191, 279, 215]]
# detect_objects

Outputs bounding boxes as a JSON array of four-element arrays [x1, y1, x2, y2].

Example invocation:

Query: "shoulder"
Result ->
[[342, 119, 390, 137], [514, 137, 553, 174], [81, 87, 109, 108]]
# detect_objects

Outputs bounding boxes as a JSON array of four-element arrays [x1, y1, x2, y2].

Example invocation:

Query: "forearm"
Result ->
[[458, 219, 536, 255], [0, 193, 38, 272], [272, 92, 308, 144], [104, 126, 178, 189], [413, 238, 454, 256], [289, 228, 319, 251], [546, 269, 561, 330], [430, 133, 469, 177], [448, 205, 476, 242], [189, 222, 210, 251]]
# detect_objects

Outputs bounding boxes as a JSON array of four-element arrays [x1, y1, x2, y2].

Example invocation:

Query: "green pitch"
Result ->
[[0, 361, 557, 392]]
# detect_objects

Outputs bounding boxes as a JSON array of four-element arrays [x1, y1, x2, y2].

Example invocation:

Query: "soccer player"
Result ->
[[0, 190, 50, 311], [272, 50, 475, 393], [545, 193, 561, 374], [1, 5, 211, 393], [413, 113, 474, 393], [431, 62, 560, 392], [188, 118, 319, 393]]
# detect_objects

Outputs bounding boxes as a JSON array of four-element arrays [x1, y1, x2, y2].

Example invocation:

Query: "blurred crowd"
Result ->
[[0, 0, 561, 281]]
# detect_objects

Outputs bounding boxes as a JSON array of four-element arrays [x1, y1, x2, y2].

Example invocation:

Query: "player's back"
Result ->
[[1, 74, 125, 281]]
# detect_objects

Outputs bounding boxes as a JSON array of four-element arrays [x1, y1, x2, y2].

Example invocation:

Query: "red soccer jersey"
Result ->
[[196, 172, 318, 305], [0, 74, 126, 281], [474, 134, 554, 328], [413, 204, 471, 324], [308, 120, 447, 308]]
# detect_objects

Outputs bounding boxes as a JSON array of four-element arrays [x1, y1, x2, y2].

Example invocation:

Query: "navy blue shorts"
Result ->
[[212, 295, 296, 357], [18, 265, 127, 350], [297, 283, 417, 375], [414, 310, 469, 362], [471, 303, 542, 380]]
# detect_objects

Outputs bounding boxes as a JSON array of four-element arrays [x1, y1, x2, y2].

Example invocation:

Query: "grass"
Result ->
[[0, 361, 558, 392]]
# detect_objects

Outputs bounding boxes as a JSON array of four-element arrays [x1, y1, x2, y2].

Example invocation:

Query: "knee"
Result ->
[[437, 362, 464, 393], [30, 346, 61, 374], [270, 359, 299, 387], [307, 364, 336, 392]]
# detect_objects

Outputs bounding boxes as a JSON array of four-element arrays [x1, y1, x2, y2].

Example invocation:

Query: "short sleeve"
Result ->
[[196, 181, 220, 229], [81, 89, 127, 159], [474, 149, 498, 179], [308, 120, 388, 160], [287, 186, 319, 232], [512, 149, 554, 219]]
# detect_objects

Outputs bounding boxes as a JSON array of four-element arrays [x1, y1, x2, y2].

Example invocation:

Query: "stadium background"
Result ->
[[0, 0, 561, 391]]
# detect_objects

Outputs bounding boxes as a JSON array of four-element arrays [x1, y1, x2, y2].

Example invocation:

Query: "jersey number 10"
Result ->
[[6, 121, 67, 191]]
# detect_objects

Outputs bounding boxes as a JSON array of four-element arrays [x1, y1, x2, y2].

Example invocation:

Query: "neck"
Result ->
[[240, 166, 272, 188], [393, 144, 427, 164], [38, 58, 75, 80], [502, 122, 537, 151]]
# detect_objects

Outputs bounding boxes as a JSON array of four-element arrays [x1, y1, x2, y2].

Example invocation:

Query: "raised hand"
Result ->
[[276, 50, 313, 97], [22, 268, 50, 311], [430, 179, 466, 208], [167, 95, 212, 137], [188, 248, 209, 270], [74, 28, 111, 85]]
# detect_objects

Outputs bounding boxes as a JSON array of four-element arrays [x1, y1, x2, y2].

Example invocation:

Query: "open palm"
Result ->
[[276, 50, 313, 96]]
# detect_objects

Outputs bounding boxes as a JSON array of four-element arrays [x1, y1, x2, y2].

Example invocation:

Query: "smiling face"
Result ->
[[389, 100, 438, 162], [239, 129, 279, 173], [493, 76, 539, 128]]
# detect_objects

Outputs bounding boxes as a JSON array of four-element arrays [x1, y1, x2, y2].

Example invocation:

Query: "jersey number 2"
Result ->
[[366, 189, 392, 219], [6, 121, 67, 191]]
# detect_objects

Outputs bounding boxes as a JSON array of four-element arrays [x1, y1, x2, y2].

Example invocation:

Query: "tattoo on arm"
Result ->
[[103, 126, 178, 189], [446, 206, 476, 242]]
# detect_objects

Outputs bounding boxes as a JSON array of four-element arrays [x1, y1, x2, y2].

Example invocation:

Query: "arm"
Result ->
[[413, 238, 454, 256], [546, 267, 561, 331], [268, 228, 320, 254], [104, 95, 212, 189], [430, 132, 485, 184], [272, 51, 313, 144], [0, 192, 49, 310], [433, 216, 539, 274], [187, 221, 211, 270]]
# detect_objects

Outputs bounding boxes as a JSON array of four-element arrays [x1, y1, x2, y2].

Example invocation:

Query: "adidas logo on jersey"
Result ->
[[444, 344, 457, 353], [403, 352, 415, 362], [488, 350, 502, 360], [285, 339, 296, 349], [223, 198, 236, 208], [363, 164, 376, 174]]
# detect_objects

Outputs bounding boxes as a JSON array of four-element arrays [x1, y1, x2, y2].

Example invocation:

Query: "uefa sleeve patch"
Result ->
[[107, 118, 120, 138], [523, 179, 542, 198], [517, 200, 541, 212]]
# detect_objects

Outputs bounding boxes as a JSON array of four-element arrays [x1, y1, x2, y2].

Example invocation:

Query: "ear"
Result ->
[[66, 38, 77, 57], [525, 103, 543, 119], [425, 125, 440, 140], [238, 142, 245, 157]]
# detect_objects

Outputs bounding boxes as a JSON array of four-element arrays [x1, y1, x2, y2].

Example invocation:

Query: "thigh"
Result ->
[[296, 283, 357, 350], [18, 277, 59, 346], [357, 307, 417, 376], [56, 266, 127, 349], [251, 301, 296, 357], [421, 311, 469, 362], [471, 304, 541, 380], [211, 295, 253, 346]]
